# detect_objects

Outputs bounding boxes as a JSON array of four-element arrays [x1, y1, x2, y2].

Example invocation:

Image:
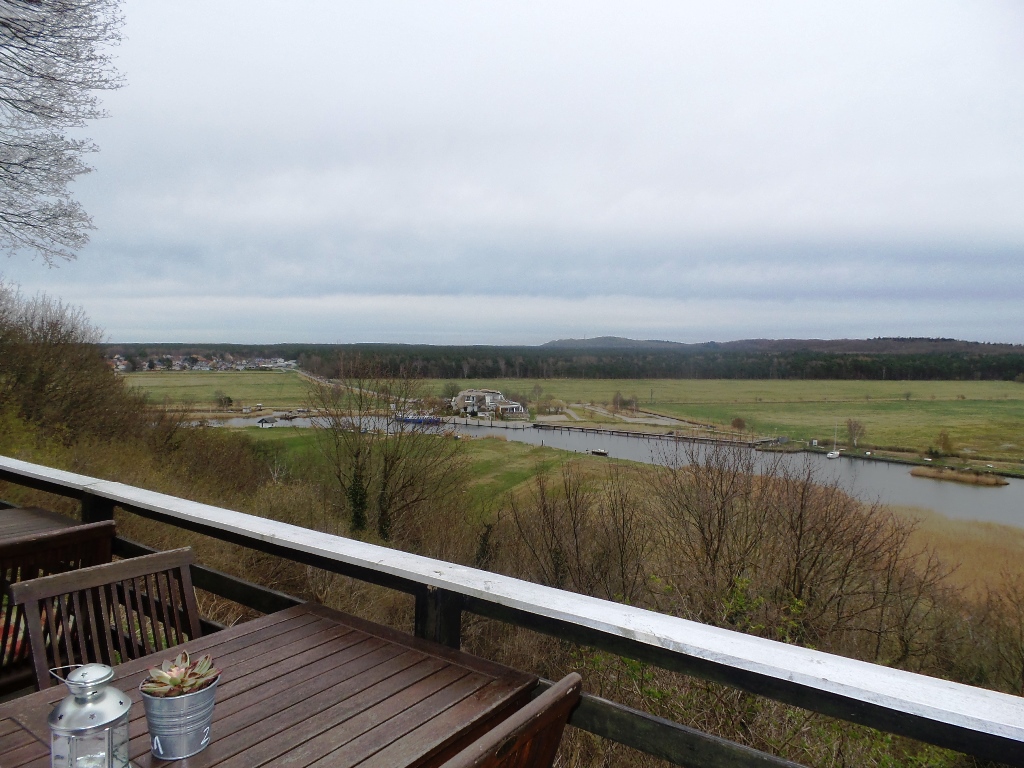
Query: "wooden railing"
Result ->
[[2, 455, 1022, 767]]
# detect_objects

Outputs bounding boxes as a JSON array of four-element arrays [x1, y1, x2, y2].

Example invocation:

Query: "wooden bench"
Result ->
[[0, 520, 116, 694], [8, 548, 202, 689], [441, 673, 582, 768]]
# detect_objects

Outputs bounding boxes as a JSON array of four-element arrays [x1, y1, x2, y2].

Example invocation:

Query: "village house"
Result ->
[[452, 389, 527, 418]]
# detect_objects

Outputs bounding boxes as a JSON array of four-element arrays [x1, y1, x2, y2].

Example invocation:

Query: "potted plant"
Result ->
[[139, 651, 221, 760]]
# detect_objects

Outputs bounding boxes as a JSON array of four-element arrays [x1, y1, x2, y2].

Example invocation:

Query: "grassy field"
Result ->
[[122, 371, 1024, 462], [243, 426, 606, 511], [237, 424, 323, 466], [427, 378, 1024, 461], [426, 377, 1024, 406], [123, 370, 311, 410]]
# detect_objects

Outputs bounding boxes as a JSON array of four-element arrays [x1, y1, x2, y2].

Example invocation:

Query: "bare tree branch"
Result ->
[[0, 0, 122, 263]]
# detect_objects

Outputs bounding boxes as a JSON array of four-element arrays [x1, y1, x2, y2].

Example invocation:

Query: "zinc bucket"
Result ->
[[140, 677, 219, 760]]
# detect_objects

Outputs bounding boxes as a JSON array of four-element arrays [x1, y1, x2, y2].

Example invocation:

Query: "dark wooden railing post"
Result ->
[[80, 492, 115, 523], [414, 586, 463, 649]]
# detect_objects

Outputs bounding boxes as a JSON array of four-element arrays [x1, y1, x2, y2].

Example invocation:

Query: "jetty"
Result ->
[[531, 422, 780, 447]]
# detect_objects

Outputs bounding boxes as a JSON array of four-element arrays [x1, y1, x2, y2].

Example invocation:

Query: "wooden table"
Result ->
[[0, 507, 79, 539], [0, 603, 537, 767]]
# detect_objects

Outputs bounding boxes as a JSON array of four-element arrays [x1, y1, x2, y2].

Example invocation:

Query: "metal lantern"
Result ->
[[48, 664, 131, 768]]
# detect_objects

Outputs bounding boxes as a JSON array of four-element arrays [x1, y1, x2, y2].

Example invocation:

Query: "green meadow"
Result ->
[[427, 378, 1024, 461], [123, 370, 310, 410], [122, 371, 1024, 462], [243, 427, 590, 510]]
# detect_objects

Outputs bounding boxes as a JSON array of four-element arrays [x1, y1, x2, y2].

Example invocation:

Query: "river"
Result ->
[[220, 415, 1024, 528]]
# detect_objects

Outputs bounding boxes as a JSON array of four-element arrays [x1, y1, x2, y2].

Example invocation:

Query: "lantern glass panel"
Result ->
[[111, 719, 129, 767], [50, 731, 72, 768], [50, 714, 129, 768]]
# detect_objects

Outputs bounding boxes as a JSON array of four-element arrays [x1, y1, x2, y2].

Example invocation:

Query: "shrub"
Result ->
[[0, 282, 147, 443]]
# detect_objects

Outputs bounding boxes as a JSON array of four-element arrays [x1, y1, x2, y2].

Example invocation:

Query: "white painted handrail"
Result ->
[[1, 454, 1022, 753]]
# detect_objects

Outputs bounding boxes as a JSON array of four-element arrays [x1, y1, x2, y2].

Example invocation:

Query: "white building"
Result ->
[[452, 389, 526, 417]]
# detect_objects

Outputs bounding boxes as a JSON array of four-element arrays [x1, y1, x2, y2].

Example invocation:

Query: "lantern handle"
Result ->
[[48, 665, 84, 685]]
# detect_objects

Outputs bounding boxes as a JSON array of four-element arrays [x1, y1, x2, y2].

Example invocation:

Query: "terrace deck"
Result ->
[[0, 603, 537, 767]]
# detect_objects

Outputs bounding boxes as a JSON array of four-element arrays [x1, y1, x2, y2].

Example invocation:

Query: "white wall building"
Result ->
[[452, 389, 526, 417]]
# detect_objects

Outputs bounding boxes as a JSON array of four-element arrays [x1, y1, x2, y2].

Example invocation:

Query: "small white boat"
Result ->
[[826, 423, 840, 459], [590, 448, 609, 457]]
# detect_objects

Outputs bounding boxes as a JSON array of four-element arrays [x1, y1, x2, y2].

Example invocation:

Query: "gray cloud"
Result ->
[[3, 0, 1023, 342]]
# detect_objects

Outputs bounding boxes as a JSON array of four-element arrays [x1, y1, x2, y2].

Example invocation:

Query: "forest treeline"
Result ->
[[302, 346, 1024, 381], [107, 341, 1024, 381], [6, 290, 1023, 766]]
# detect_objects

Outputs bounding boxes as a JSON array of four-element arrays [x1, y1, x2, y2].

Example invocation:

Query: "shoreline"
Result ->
[[796, 444, 1024, 480], [182, 406, 1024, 481]]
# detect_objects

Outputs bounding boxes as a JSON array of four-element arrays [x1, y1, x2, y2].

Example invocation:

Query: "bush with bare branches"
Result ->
[[0, 281, 145, 441], [308, 357, 467, 547]]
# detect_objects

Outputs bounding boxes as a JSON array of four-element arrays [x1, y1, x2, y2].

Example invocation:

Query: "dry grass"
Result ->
[[893, 504, 1024, 597], [909, 467, 1009, 485]]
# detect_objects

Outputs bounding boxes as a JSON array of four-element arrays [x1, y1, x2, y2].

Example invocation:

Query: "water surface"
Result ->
[[218, 415, 1024, 527]]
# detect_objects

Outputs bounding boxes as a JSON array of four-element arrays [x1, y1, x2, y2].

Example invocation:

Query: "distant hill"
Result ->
[[542, 336, 686, 350]]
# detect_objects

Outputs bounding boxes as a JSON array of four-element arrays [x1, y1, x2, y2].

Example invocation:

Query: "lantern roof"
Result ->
[[48, 665, 131, 734]]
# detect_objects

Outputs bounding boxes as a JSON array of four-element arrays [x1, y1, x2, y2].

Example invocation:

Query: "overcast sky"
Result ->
[[4, 1, 1023, 344]]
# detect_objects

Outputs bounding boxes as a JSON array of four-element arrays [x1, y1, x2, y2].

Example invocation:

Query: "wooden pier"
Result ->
[[530, 422, 779, 447], [450, 417, 780, 447]]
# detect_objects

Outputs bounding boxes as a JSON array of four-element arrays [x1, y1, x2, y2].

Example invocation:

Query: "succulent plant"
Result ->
[[141, 651, 220, 697]]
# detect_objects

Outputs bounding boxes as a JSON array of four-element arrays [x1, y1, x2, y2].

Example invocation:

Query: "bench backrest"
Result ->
[[1, 521, 116, 686], [8, 548, 202, 688]]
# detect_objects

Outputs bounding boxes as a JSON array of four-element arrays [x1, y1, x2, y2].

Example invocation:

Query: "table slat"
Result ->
[[358, 678, 536, 768], [198, 650, 439, 768], [317, 671, 493, 768], [219, 656, 454, 768], [0, 717, 48, 768]]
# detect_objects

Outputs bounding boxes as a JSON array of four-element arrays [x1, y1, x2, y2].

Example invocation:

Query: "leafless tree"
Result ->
[[649, 443, 963, 674], [372, 374, 465, 543], [308, 358, 465, 543], [597, 464, 653, 605], [1, 0, 123, 263], [308, 364, 377, 532], [846, 418, 866, 448], [651, 442, 782, 623], [507, 463, 601, 594], [503, 460, 654, 604]]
